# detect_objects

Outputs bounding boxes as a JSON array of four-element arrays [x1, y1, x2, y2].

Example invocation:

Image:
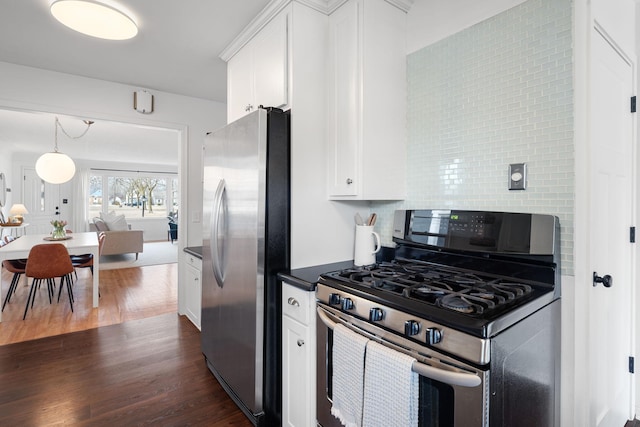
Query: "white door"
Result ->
[[589, 28, 635, 426], [22, 167, 61, 234]]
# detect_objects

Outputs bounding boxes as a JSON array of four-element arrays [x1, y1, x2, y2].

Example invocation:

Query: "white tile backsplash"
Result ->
[[371, 0, 574, 274]]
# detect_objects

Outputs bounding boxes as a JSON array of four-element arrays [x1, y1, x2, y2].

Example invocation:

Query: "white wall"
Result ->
[[0, 61, 226, 319], [0, 61, 227, 248], [407, 0, 527, 53]]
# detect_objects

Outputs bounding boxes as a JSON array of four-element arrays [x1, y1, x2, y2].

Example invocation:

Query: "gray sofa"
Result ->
[[89, 221, 144, 259]]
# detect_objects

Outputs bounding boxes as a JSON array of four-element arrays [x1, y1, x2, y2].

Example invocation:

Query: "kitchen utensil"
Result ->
[[367, 213, 377, 226]]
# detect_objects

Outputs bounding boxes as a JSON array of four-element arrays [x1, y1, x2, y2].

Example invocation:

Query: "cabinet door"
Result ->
[[327, 0, 360, 197], [227, 47, 254, 123], [184, 258, 201, 329], [283, 314, 311, 427], [252, 9, 289, 111]]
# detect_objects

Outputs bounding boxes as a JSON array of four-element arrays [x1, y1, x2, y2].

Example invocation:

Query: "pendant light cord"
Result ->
[[54, 116, 94, 152]]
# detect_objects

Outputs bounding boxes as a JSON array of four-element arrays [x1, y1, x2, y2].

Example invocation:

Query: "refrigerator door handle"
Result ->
[[210, 178, 226, 287]]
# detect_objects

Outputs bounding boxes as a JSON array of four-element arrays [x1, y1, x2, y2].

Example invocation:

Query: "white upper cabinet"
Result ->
[[226, 47, 254, 123], [227, 9, 290, 123], [327, 0, 407, 200]]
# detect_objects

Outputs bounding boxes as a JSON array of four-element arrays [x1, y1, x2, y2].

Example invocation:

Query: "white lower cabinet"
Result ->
[[282, 282, 316, 427], [184, 253, 202, 329]]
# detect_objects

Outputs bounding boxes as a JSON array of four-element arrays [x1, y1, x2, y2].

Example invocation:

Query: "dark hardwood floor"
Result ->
[[0, 312, 253, 426], [0, 264, 253, 426]]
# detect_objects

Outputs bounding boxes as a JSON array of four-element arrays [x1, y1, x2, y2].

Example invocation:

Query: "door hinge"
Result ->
[[631, 227, 636, 243], [630, 356, 635, 374], [632, 96, 637, 113]]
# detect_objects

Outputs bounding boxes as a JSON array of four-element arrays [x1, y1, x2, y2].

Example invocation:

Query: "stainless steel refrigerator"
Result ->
[[201, 107, 289, 427]]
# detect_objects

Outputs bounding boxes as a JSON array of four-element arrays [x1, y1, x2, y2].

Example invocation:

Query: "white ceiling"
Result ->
[[0, 0, 272, 166], [0, 0, 272, 102], [0, 0, 518, 167]]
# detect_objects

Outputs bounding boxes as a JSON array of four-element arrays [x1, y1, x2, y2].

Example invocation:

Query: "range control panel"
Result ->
[[393, 209, 558, 256]]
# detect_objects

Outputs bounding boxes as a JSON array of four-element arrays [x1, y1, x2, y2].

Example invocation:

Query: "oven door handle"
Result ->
[[317, 307, 482, 388]]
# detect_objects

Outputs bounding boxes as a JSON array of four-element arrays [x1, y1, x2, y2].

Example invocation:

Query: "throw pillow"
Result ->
[[104, 214, 129, 231], [93, 218, 109, 232], [100, 211, 118, 223]]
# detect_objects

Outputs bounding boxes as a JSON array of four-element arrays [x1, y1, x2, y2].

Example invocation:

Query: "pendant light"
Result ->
[[35, 117, 93, 185], [50, 0, 138, 41]]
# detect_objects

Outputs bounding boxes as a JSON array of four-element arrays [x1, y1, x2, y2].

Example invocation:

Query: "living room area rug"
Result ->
[[99, 241, 179, 270]]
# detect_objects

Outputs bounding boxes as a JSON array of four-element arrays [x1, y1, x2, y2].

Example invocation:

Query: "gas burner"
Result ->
[[438, 292, 498, 315], [439, 295, 475, 314], [414, 286, 446, 296]]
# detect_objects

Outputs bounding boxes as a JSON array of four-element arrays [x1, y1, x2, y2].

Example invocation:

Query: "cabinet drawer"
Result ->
[[185, 254, 201, 269], [282, 283, 312, 325]]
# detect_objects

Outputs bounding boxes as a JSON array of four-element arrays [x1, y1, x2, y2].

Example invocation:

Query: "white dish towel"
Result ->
[[362, 340, 419, 427], [331, 323, 370, 427]]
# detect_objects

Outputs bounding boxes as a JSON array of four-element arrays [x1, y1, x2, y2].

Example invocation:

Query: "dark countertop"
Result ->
[[183, 246, 203, 259], [278, 260, 354, 292], [181, 246, 351, 288]]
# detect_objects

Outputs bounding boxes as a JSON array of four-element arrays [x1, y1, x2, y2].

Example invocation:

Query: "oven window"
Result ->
[[419, 376, 454, 427]]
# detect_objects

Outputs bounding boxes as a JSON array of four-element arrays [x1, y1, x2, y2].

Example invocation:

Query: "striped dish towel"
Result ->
[[331, 324, 370, 427], [362, 340, 419, 427]]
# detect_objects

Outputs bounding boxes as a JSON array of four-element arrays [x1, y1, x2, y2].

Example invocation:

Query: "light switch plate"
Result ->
[[509, 163, 527, 190]]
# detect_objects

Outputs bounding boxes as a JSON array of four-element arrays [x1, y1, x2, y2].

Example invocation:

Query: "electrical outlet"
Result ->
[[509, 163, 527, 190]]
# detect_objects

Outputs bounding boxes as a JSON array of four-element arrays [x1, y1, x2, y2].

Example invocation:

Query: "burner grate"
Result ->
[[324, 260, 536, 317]]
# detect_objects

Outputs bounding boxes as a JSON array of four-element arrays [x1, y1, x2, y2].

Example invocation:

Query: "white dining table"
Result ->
[[0, 231, 99, 322]]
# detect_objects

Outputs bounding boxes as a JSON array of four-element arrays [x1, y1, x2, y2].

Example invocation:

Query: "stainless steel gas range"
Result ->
[[316, 209, 561, 427]]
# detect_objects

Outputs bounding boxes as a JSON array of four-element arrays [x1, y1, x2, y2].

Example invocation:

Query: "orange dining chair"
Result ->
[[0, 240, 27, 312], [4, 235, 28, 263], [24, 243, 75, 320], [1, 238, 27, 309], [1, 259, 26, 311]]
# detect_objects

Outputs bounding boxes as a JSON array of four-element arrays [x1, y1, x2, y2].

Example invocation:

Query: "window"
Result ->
[[89, 175, 103, 218], [89, 171, 178, 220]]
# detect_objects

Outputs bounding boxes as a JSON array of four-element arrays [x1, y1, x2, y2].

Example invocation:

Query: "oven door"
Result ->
[[316, 305, 489, 427]]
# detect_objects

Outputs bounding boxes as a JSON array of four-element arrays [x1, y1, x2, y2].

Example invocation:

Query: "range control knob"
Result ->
[[426, 328, 443, 345], [369, 307, 384, 322], [328, 293, 341, 306], [341, 298, 354, 311], [404, 320, 420, 336]]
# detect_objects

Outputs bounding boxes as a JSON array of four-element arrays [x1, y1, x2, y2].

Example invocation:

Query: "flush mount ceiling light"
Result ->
[[36, 117, 94, 185], [50, 0, 138, 40]]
